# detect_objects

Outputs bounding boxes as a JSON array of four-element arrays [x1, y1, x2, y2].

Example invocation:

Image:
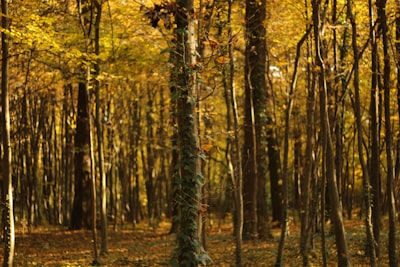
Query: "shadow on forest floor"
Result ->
[[0, 218, 394, 266]]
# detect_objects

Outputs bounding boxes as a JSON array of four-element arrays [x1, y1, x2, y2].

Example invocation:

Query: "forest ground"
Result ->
[[0, 214, 394, 266]]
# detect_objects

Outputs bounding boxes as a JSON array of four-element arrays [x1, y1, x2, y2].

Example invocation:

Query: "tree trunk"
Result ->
[[62, 84, 74, 226], [243, 0, 271, 238], [168, 37, 180, 233], [71, 82, 92, 230], [396, 0, 400, 229], [71, 0, 95, 231], [377, 0, 398, 265], [145, 89, 156, 224], [369, 0, 381, 259], [275, 27, 310, 267], [300, 1, 317, 266], [173, 0, 207, 265], [300, 5, 316, 263], [347, 1, 377, 265], [226, 1, 243, 265], [93, 0, 107, 256], [312, 0, 351, 265], [2, 0, 15, 264]]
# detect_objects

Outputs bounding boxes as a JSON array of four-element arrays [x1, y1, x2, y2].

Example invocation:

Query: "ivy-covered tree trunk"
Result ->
[[2, 0, 15, 265], [172, 0, 207, 265], [168, 58, 180, 234]]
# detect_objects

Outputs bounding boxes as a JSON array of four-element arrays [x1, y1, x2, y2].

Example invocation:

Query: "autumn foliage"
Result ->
[[0, 0, 400, 266]]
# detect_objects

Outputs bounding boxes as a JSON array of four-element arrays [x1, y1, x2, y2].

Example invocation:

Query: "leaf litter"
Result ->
[[0, 218, 394, 266]]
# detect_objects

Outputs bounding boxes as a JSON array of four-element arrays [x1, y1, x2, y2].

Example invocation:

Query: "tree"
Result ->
[[242, 0, 259, 235], [71, 0, 94, 230], [171, 0, 208, 265], [243, 0, 274, 239], [93, 0, 108, 257], [369, 0, 381, 258], [226, 0, 244, 265], [312, 0, 351, 265], [377, 0, 398, 265], [275, 27, 310, 267], [396, 0, 400, 224], [300, 3, 317, 265], [2, 0, 15, 265], [347, 1, 376, 265]]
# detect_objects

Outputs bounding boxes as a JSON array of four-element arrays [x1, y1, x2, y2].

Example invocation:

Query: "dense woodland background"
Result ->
[[0, 0, 400, 266]]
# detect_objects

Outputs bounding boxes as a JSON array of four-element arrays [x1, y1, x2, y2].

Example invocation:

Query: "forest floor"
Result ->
[[0, 215, 394, 266]]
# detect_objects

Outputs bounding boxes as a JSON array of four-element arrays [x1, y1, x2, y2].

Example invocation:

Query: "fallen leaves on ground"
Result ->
[[0, 218, 394, 266]]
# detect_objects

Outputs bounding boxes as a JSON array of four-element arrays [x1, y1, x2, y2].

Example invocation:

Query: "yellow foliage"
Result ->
[[216, 56, 230, 64]]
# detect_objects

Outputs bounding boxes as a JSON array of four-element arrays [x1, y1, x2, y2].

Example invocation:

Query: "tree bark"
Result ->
[[369, 0, 381, 258], [243, 0, 270, 238], [377, 0, 398, 265], [71, 0, 95, 231], [93, 0, 107, 257], [173, 0, 207, 265], [347, 1, 376, 265], [71, 82, 92, 230], [227, 1, 243, 265], [300, 3, 316, 264], [275, 27, 310, 267], [2, 0, 15, 264], [312, 0, 351, 266]]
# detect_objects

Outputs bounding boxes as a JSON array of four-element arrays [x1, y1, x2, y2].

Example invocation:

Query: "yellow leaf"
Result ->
[[216, 56, 229, 64], [201, 144, 213, 152]]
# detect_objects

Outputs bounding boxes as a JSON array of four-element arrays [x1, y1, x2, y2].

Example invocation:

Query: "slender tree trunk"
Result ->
[[320, 135, 328, 267], [332, 0, 347, 211], [312, 1, 351, 266], [145, 89, 156, 224], [62, 84, 74, 226], [369, 0, 381, 259], [347, 2, 376, 265], [20, 51, 33, 229], [300, 3, 316, 264], [275, 28, 310, 267], [2, 0, 15, 264], [395, 0, 400, 223], [396, 0, 400, 227], [377, 0, 398, 265], [93, 0, 108, 255], [89, 105, 99, 264], [226, 1, 243, 265], [128, 92, 142, 225]]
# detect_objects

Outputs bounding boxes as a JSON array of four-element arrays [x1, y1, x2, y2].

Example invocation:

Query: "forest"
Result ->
[[0, 0, 399, 266]]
